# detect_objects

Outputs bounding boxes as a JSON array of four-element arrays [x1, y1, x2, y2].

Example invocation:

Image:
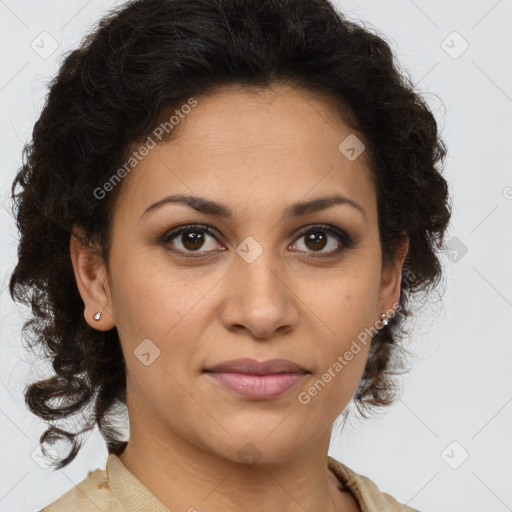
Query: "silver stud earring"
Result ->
[[379, 313, 389, 326], [93, 311, 102, 321]]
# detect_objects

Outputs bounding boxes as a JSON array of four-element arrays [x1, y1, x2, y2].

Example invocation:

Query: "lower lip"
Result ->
[[205, 372, 307, 400]]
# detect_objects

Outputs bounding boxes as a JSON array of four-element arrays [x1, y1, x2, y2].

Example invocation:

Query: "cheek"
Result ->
[[108, 252, 205, 379], [108, 246, 186, 338], [291, 326, 371, 437], [296, 320, 372, 423], [296, 270, 378, 404], [306, 266, 381, 342]]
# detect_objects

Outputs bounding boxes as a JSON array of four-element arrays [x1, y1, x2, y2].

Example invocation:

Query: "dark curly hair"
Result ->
[[9, 0, 451, 469]]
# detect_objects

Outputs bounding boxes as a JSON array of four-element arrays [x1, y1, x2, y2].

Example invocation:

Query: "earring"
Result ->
[[379, 313, 389, 326], [93, 311, 102, 321]]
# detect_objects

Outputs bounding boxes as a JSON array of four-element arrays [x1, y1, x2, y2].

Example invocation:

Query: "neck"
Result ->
[[118, 421, 346, 512]]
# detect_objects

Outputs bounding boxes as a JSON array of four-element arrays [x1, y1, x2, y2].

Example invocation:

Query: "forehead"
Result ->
[[113, 84, 376, 222]]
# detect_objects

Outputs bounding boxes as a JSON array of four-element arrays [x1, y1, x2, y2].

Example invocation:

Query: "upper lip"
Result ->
[[204, 358, 308, 374]]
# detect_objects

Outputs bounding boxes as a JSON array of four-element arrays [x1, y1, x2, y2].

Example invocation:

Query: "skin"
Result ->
[[71, 83, 408, 512]]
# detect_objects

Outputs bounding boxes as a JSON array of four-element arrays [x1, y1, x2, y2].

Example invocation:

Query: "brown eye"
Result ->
[[303, 231, 328, 251], [161, 224, 223, 258], [160, 223, 353, 259], [180, 230, 207, 251], [291, 224, 353, 257]]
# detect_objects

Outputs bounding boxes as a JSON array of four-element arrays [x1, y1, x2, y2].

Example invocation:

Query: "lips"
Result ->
[[203, 358, 309, 400], [204, 358, 308, 375]]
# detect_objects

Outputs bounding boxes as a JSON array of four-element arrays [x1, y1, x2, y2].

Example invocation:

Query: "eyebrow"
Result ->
[[142, 193, 366, 220]]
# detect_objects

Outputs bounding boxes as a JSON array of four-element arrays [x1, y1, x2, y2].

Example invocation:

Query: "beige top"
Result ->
[[40, 453, 419, 512]]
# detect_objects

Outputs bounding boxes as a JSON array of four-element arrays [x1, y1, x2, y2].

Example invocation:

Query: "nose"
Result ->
[[218, 250, 300, 339]]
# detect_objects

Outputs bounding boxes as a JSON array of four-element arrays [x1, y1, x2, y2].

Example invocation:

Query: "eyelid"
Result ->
[[293, 223, 354, 246], [158, 224, 224, 255]]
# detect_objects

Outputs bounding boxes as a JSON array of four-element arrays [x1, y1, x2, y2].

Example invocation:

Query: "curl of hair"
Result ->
[[10, 0, 451, 468]]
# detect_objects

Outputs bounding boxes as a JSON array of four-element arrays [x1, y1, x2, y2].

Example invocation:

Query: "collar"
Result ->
[[105, 452, 385, 512], [106, 453, 169, 511]]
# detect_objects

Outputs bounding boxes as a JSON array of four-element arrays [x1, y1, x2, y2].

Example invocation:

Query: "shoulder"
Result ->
[[327, 456, 420, 512], [40, 467, 118, 512]]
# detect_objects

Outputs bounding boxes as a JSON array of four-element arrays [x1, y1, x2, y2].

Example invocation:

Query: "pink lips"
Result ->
[[204, 358, 308, 400]]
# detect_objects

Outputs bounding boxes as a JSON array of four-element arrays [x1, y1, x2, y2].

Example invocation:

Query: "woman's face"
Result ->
[[73, 84, 406, 463]]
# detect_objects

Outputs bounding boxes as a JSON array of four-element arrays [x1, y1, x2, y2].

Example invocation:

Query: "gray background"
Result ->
[[0, 1, 511, 511]]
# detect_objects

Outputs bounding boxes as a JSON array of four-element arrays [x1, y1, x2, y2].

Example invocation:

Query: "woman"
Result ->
[[9, 0, 451, 510]]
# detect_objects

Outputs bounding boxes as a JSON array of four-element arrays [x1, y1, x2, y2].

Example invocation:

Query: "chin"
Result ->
[[204, 430, 308, 466]]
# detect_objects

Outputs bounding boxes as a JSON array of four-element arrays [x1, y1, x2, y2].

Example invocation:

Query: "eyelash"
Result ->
[[157, 223, 355, 260]]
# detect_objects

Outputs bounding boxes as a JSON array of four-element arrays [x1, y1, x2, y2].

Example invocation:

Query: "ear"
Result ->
[[378, 233, 409, 317], [70, 227, 116, 331]]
